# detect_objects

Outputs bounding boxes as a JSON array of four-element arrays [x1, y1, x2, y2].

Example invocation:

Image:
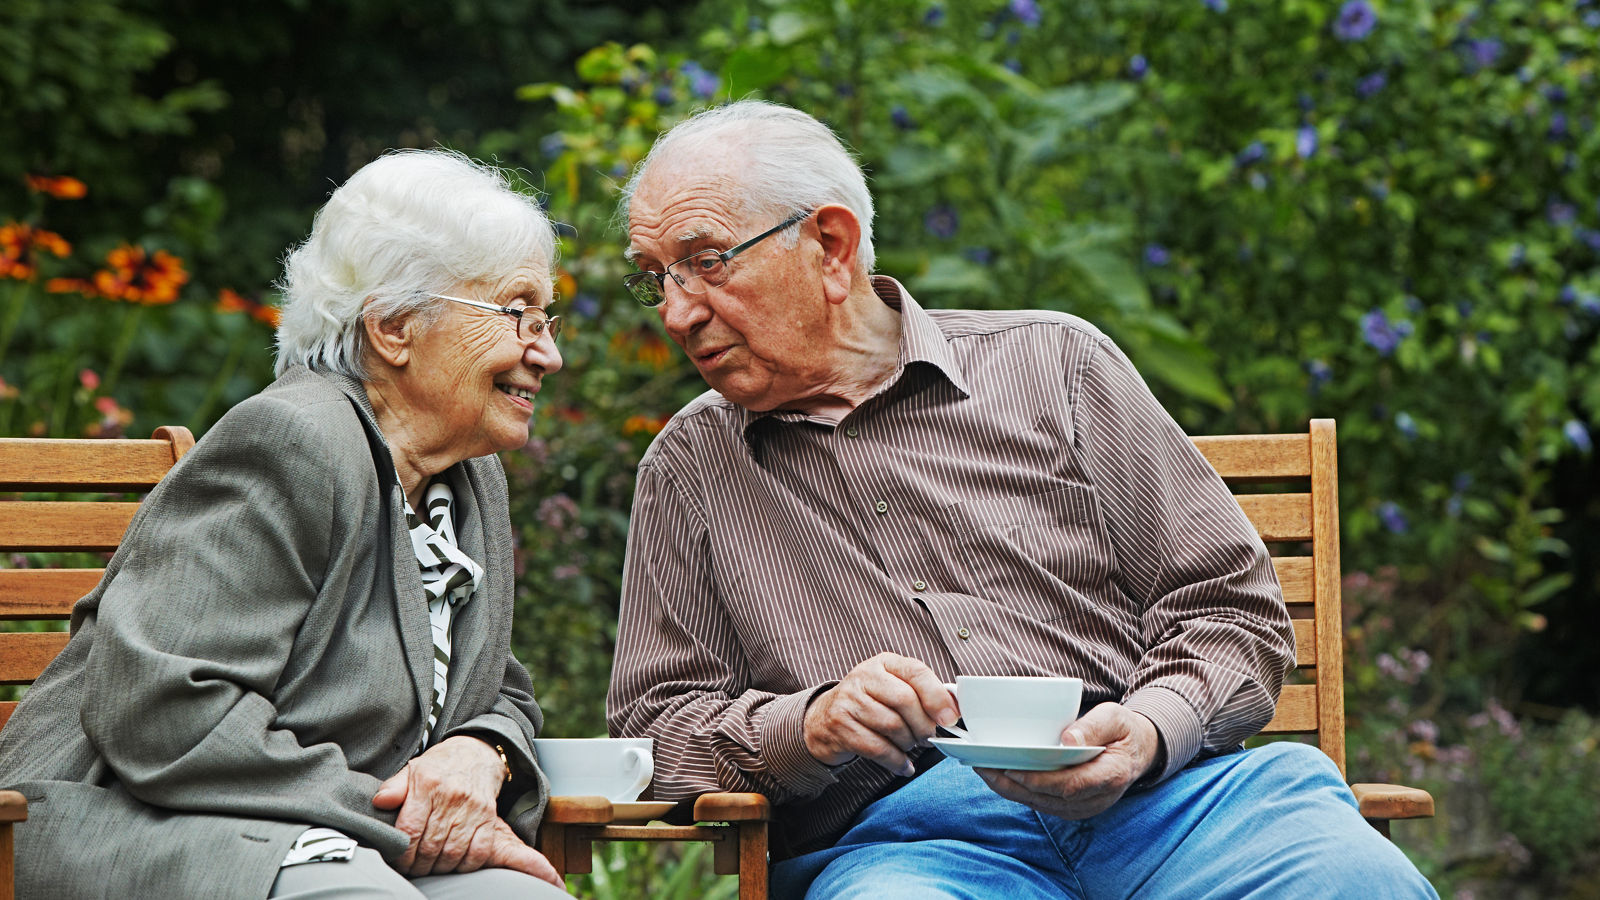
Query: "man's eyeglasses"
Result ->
[[434, 294, 562, 342], [623, 209, 813, 308]]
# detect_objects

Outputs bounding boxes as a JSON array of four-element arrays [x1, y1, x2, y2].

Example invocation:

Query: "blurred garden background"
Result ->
[[5, 0, 1600, 895]]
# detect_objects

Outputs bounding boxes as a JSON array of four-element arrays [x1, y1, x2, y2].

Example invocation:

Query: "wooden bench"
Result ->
[[0, 419, 1432, 900], [536, 419, 1433, 899]]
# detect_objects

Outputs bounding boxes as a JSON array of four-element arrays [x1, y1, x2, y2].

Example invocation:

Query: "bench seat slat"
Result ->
[[0, 570, 100, 620], [0, 502, 139, 552], [1273, 556, 1313, 608]]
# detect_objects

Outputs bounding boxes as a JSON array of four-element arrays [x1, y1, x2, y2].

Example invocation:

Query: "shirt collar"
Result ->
[[737, 275, 970, 437]]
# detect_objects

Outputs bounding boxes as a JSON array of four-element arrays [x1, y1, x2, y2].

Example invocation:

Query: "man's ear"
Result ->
[[813, 205, 862, 305], [363, 301, 414, 369]]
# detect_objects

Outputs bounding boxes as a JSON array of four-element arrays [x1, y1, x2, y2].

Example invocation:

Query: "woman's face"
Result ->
[[397, 264, 563, 462]]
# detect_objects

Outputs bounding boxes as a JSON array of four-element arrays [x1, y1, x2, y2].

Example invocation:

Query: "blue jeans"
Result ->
[[772, 742, 1437, 899]]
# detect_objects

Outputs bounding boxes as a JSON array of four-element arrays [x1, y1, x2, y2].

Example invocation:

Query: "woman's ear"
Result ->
[[813, 205, 862, 306], [363, 301, 414, 370]]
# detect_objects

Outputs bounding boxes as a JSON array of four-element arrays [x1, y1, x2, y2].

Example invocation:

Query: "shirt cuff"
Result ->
[[757, 682, 845, 798], [1122, 685, 1203, 783]]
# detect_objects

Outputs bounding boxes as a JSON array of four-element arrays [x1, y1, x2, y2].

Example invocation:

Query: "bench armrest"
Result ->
[[1350, 783, 1434, 821], [0, 790, 25, 824], [544, 796, 614, 824], [692, 792, 770, 822]]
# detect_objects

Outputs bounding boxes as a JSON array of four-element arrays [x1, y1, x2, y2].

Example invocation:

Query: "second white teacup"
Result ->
[[948, 675, 1083, 747], [532, 737, 654, 801]]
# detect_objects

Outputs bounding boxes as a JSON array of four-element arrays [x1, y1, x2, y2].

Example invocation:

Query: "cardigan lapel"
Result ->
[[327, 372, 437, 742]]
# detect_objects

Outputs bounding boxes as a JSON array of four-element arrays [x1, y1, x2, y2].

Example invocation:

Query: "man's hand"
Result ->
[[372, 734, 559, 884], [974, 703, 1162, 820], [803, 652, 958, 777]]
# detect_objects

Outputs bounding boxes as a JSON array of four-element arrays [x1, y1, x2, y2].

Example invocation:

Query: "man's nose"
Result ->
[[658, 278, 711, 337]]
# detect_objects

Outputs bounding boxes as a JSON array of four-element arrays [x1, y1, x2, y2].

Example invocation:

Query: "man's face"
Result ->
[[626, 165, 828, 412]]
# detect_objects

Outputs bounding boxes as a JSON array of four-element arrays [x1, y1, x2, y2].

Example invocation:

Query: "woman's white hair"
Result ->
[[621, 100, 875, 272], [275, 148, 557, 379]]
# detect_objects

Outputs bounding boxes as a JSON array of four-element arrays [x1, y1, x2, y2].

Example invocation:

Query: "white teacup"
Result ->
[[944, 676, 1083, 747], [532, 737, 654, 801]]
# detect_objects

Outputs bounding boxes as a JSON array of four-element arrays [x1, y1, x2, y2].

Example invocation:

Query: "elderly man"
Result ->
[[607, 100, 1436, 899]]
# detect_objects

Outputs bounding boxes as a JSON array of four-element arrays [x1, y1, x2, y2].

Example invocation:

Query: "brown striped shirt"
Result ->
[[608, 277, 1293, 857]]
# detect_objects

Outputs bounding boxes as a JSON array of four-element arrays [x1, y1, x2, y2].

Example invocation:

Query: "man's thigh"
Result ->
[[1062, 742, 1438, 899], [803, 838, 1075, 900]]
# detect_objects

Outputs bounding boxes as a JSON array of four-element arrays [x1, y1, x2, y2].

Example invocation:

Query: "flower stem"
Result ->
[[0, 280, 31, 372], [103, 304, 145, 394], [188, 326, 249, 432]]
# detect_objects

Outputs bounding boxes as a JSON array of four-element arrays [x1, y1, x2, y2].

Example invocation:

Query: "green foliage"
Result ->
[[568, 840, 737, 900]]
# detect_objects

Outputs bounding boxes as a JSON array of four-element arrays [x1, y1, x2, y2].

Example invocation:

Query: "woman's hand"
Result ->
[[372, 735, 558, 885]]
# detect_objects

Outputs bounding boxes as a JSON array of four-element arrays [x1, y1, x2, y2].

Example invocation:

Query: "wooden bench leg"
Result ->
[[739, 820, 767, 900]]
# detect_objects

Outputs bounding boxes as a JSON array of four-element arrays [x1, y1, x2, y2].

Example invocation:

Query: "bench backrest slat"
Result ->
[[0, 427, 194, 737]]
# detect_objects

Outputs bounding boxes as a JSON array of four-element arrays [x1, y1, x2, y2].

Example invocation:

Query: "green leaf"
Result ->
[[722, 46, 792, 93], [907, 255, 997, 298], [767, 11, 820, 45]]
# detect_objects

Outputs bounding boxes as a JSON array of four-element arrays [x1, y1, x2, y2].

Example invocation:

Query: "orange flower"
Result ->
[[622, 414, 668, 436], [0, 376, 17, 401], [89, 245, 189, 304], [556, 269, 578, 300], [1, 222, 72, 281], [609, 327, 675, 370], [23, 175, 87, 200], [45, 277, 96, 295], [217, 288, 282, 327]]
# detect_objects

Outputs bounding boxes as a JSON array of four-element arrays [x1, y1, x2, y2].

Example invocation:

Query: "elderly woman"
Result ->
[[0, 150, 571, 899]]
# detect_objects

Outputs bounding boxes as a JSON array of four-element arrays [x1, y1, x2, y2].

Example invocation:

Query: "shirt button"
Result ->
[[912, 579, 927, 591], [845, 425, 859, 437], [956, 626, 972, 640], [875, 500, 888, 514]]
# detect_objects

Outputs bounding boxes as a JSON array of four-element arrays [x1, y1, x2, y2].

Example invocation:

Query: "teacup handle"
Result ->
[[611, 747, 654, 801], [938, 683, 971, 740]]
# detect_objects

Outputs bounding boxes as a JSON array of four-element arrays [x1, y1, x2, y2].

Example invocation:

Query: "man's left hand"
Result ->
[[372, 734, 509, 875], [974, 703, 1161, 820]]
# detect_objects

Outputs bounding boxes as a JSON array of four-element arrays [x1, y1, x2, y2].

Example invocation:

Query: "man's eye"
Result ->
[[693, 255, 721, 272]]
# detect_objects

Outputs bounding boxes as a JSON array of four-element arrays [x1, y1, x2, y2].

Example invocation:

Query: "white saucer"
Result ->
[[611, 801, 676, 822], [929, 737, 1105, 771]]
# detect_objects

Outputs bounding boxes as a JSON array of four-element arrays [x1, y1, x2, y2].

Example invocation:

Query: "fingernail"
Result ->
[[899, 761, 915, 778], [938, 710, 957, 726], [1066, 729, 1085, 746]]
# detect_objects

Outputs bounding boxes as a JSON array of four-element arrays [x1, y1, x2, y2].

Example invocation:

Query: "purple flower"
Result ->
[[1550, 111, 1570, 141], [573, 293, 599, 318], [1333, 0, 1377, 40], [653, 84, 675, 105], [1586, 9, 1600, 26], [1404, 294, 1424, 314], [1565, 420, 1593, 453], [680, 60, 720, 99], [1003, 58, 1023, 74], [923, 5, 946, 26], [1235, 141, 1267, 167], [891, 105, 916, 130], [963, 247, 993, 265], [1128, 54, 1149, 79], [1204, 0, 1228, 11], [1296, 125, 1319, 159], [1377, 501, 1409, 534], [1560, 284, 1578, 305], [1144, 243, 1171, 266], [1395, 411, 1418, 440], [539, 134, 566, 158], [1361, 309, 1412, 356], [924, 205, 960, 239], [1580, 228, 1600, 251], [1548, 200, 1577, 226], [1463, 39, 1502, 71], [1456, 300, 1473, 319], [1357, 71, 1387, 98], [1304, 359, 1333, 393], [1544, 84, 1568, 104], [1009, 0, 1041, 27], [1581, 294, 1600, 317]]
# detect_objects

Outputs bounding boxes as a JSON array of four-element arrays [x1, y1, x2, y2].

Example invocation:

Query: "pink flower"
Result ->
[[79, 369, 100, 390]]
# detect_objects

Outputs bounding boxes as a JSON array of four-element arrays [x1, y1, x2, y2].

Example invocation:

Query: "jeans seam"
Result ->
[[1034, 810, 1088, 899]]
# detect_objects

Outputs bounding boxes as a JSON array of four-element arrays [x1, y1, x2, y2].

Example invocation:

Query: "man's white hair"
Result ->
[[622, 100, 876, 272], [274, 149, 557, 379]]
